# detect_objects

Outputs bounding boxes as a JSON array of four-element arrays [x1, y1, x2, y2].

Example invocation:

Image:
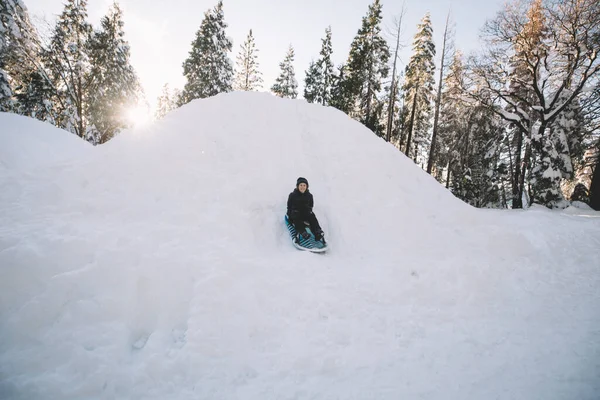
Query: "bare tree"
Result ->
[[427, 10, 454, 174], [464, 0, 600, 208], [385, 4, 406, 142]]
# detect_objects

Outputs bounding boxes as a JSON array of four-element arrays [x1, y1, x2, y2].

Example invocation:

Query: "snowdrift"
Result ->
[[1, 93, 599, 400]]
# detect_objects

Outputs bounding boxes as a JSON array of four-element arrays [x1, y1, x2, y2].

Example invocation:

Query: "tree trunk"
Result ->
[[404, 85, 419, 157], [588, 156, 600, 210], [427, 11, 450, 174], [512, 128, 524, 209], [386, 10, 404, 142]]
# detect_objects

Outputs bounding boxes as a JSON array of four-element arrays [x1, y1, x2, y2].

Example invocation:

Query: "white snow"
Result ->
[[1, 92, 600, 400]]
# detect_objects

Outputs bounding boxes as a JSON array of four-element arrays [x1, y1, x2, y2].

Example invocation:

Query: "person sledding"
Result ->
[[287, 177, 325, 243]]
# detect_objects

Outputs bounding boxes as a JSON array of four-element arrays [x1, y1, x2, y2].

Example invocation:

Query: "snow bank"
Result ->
[[0, 112, 91, 171], [1, 92, 599, 400]]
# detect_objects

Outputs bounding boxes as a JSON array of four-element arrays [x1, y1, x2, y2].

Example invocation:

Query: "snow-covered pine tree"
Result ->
[[303, 26, 333, 105], [0, 69, 9, 111], [271, 45, 297, 99], [0, 0, 47, 115], [401, 13, 436, 163], [87, 1, 140, 144], [180, 0, 233, 104], [437, 52, 467, 183], [440, 52, 506, 208], [44, 0, 93, 138], [303, 60, 320, 103], [155, 83, 176, 120], [233, 29, 262, 91], [14, 68, 55, 121], [343, 0, 390, 134], [0, 0, 15, 111]]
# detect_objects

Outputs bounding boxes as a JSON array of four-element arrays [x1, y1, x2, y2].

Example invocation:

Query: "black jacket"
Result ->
[[287, 189, 314, 219]]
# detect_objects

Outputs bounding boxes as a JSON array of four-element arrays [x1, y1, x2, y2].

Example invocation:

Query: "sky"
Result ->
[[23, 0, 505, 111]]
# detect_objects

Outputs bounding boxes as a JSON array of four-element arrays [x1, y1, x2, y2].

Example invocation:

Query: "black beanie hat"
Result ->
[[296, 177, 309, 188]]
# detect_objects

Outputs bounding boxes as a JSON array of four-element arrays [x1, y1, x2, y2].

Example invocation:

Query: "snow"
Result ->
[[1, 92, 600, 400]]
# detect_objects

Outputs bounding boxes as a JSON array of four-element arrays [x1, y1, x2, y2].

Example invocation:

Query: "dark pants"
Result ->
[[290, 212, 322, 236]]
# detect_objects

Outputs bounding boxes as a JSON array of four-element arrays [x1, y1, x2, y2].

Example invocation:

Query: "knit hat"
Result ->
[[296, 177, 309, 188]]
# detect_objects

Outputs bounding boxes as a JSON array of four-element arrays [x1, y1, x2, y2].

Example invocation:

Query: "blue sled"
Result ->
[[284, 215, 329, 253]]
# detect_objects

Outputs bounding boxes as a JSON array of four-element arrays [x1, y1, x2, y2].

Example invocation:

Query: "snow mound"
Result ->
[[1, 92, 599, 400], [0, 112, 91, 171]]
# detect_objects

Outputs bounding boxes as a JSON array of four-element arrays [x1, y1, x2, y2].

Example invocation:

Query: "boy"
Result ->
[[287, 177, 325, 242]]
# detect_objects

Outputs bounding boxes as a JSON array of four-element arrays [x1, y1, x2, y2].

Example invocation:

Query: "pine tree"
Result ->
[[180, 1, 233, 104], [14, 69, 55, 121], [0, 69, 10, 110], [44, 0, 93, 138], [437, 52, 466, 181], [401, 13, 436, 163], [0, 0, 15, 111], [343, 0, 390, 133], [233, 29, 262, 91], [303, 60, 320, 103], [438, 52, 507, 208], [155, 83, 176, 120], [329, 64, 352, 113], [87, 1, 140, 144], [303, 26, 333, 105], [0, 0, 46, 114], [271, 45, 297, 99]]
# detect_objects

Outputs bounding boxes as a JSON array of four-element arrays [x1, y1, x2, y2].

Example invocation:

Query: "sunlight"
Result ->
[[125, 105, 152, 127]]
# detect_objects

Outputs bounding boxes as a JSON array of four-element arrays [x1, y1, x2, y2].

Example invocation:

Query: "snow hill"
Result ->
[[1, 91, 599, 400]]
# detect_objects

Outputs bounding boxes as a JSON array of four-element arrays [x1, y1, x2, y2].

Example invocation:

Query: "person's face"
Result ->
[[298, 183, 307, 193]]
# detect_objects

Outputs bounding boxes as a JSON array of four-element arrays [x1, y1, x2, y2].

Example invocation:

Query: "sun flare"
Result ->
[[125, 105, 152, 127]]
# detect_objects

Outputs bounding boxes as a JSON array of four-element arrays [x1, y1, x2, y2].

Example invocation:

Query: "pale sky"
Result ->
[[23, 0, 504, 111]]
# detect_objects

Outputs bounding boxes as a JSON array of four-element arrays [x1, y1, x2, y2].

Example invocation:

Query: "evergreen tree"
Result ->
[[44, 0, 93, 138], [440, 52, 506, 207], [303, 60, 320, 103], [401, 13, 436, 163], [0, 0, 46, 114], [87, 1, 140, 144], [380, 73, 402, 142], [180, 0, 233, 104], [0, 68, 9, 110], [437, 52, 467, 181], [303, 26, 333, 105], [343, 0, 390, 133], [155, 83, 176, 120], [233, 29, 262, 91], [329, 64, 352, 113], [14, 69, 55, 121], [271, 45, 297, 99]]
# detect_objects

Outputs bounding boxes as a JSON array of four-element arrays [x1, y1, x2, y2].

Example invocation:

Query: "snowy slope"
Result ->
[[1, 92, 599, 400]]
